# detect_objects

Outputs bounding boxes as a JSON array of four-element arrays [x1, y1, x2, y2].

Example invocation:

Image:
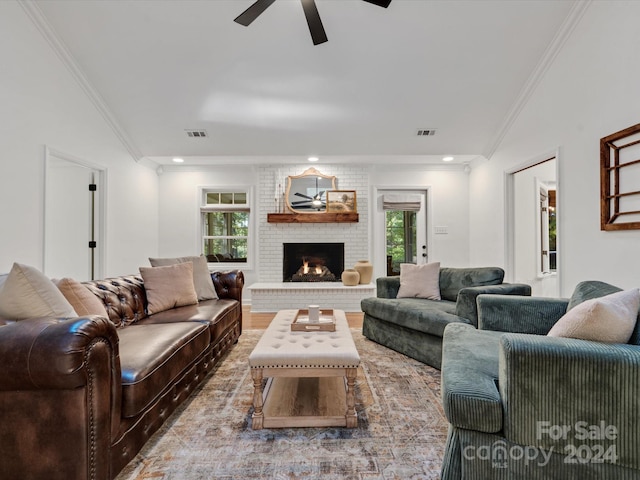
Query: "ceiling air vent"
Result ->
[[416, 129, 437, 136], [185, 129, 208, 138]]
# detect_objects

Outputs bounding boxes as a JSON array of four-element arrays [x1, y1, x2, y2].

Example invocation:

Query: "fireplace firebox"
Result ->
[[283, 243, 344, 282]]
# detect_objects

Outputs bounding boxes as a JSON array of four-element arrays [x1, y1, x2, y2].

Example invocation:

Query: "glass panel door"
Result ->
[[385, 210, 418, 275], [376, 190, 427, 277]]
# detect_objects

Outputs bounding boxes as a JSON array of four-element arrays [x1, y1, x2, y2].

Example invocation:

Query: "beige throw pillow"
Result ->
[[548, 288, 640, 343], [54, 277, 109, 318], [397, 262, 441, 300], [140, 263, 199, 315], [149, 255, 218, 301], [0, 263, 77, 320]]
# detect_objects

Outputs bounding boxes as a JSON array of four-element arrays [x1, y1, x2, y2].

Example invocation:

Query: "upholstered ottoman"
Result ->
[[248, 309, 360, 429]]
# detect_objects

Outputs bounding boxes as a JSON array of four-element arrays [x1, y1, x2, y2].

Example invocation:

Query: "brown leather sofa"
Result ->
[[0, 270, 243, 480]]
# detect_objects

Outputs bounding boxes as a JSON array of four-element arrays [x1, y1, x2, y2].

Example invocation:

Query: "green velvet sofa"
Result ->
[[440, 280, 640, 480], [361, 267, 531, 369]]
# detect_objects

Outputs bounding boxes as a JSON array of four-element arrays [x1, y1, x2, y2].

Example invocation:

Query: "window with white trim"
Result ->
[[200, 189, 251, 266]]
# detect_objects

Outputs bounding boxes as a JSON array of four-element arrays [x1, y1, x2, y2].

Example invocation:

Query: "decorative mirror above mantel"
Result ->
[[267, 167, 358, 223], [286, 167, 336, 213]]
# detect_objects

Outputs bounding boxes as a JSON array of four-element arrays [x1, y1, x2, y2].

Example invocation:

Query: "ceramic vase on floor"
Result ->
[[353, 260, 373, 284], [341, 269, 360, 286]]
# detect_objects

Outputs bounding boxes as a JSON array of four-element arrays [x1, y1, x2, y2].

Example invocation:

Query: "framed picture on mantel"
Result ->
[[326, 190, 357, 213]]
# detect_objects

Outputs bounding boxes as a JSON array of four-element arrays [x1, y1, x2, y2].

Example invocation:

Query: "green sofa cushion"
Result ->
[[360, 297, 465, 337], [439, 267, 504, 302], [567, 280, 622, 310], [441, 323, 503, 433]]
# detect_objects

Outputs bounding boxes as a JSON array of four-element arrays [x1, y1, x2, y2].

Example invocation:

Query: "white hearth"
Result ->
[[248, 282, 375, 313]]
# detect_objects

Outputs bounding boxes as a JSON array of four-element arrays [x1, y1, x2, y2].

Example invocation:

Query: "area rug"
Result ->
[[115, 329, 448, 479]]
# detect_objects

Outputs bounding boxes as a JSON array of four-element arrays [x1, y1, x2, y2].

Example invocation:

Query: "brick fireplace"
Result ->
[[249, 165, 374, 312]]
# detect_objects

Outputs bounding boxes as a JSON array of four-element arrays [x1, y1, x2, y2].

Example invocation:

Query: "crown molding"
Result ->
[[483, 0, 592, 160], [19, 0, 144, 163]]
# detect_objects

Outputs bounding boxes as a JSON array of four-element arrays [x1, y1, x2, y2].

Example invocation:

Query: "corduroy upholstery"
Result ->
[[362, 267, 531, 369], [441, 280, 640, 479]]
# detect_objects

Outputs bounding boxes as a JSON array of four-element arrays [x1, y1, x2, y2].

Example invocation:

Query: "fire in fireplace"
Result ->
[[292, 256, 335, 282], [283, 243, 344, 282]]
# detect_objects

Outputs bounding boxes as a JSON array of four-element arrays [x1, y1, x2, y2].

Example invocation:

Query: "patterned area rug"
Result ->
[[115, 329, 448, 479]]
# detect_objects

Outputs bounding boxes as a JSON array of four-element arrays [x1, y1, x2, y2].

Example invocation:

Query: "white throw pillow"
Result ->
[[396, 262, 441, 300], [548, 288, 640, 343], [0, 263, 77, 320], [140, 263, 199, 315], [149, 255, 218, 301]]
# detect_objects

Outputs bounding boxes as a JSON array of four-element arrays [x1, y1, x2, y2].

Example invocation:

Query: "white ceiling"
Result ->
[[31, 0, 580, 166]]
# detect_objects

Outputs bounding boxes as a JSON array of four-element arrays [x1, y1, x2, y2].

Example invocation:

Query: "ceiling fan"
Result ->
[[291, 191, 325, 209], [290, 177, 326, 209], [234, 0, 392, 46]]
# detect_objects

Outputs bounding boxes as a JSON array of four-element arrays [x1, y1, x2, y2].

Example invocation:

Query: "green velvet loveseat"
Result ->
[[361, 267, 531, 369], [441, 280, 640, 479]]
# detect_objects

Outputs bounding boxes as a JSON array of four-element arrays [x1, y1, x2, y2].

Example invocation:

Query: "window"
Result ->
[[200, 189, 251, 266]]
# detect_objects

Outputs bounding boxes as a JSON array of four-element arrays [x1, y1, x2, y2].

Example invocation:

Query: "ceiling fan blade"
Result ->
[[362, 0, 392, 7], [234, 0, 277, 26], [295, 192, 313, 200], [301, 0, 328, 45], [291, 200, 311, 205]]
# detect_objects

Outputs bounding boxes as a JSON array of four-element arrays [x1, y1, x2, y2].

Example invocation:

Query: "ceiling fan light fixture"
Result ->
[[362, 0, 392, 7], [234, 0, 391, 46], [234, 0, 276, 26]]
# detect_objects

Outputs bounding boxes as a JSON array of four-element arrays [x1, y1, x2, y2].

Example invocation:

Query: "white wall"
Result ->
[[470, 1, 640, 295], [158, 163, 471, 303], [0, 2, 158, 276], [157, 165, 260, 291]]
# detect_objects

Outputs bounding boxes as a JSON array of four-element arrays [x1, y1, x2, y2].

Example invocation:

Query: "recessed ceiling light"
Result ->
[[442, 156, 454, 162], [172, 157, 184, 163], [308, 156, 319, 162]]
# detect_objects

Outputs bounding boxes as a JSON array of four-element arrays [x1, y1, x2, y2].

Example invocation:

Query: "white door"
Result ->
[[44, 152, 104, 281], [374, 189, 428, 279]]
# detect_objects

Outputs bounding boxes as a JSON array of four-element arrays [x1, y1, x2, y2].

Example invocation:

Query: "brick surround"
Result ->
[[253, 165, 372, 312]]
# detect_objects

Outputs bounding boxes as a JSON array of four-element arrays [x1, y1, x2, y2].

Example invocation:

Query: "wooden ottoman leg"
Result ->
[[251, 368, 264, 429], [345, 367, 358, 428]]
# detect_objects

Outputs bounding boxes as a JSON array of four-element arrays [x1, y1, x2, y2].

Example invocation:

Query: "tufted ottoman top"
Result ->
[[249, 309, 360, 369]]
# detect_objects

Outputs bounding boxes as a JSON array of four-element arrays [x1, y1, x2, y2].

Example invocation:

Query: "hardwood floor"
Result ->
[[242, 305, 364, 330]]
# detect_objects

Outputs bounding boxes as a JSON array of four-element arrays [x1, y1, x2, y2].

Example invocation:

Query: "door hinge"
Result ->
[[89, 184, 97, 191], [89, 241, 97, 248]]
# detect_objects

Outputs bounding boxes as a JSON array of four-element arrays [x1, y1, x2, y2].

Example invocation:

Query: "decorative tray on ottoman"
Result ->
[[291, 309, 336, 332]]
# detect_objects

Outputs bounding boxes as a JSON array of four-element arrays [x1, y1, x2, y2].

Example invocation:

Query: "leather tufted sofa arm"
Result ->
[[0, 315, 120, 391], [212, 270, 244, 303], [0, 315, 122, 480]]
